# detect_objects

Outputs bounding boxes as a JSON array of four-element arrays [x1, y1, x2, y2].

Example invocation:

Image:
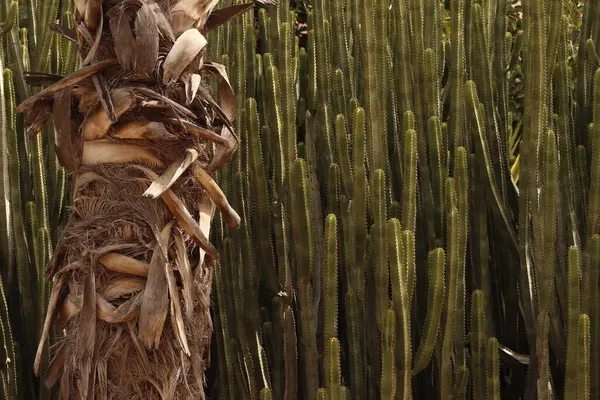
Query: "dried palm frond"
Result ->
[[15, 0, 268, 397]]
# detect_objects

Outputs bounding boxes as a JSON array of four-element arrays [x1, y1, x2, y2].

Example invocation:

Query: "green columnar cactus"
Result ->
[[579, 314, 591, 400], [388, 219, 411, 399], [380, 309, 396, 400], [413, 248, 446, 375], [323, 214, 338, 374], [565, 246, 581, 399], [486, 338, 500, 400], [327, 338, 342, 400], [471, 290, 486, 399]]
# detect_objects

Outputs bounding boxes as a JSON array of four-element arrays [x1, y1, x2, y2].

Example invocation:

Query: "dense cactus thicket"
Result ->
[[2, 0, 600, 399]]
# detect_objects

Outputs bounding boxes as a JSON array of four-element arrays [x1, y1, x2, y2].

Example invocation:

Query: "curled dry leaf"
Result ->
[[164, 118, 228, 146], [109, 11, 135, 71], [53, 88, 82, 171], [166, 253, 190, 355], [203, 2, 253, 33], [84, 0, 103, 31], [192, 163, 240, 229], [196, 195, 215, 268], [23, 72, 64, 86], [144, 148, 199, 198], [138, 221, 173, 350], [134, 4, 159, 75], [57, 297, 81, 329], [183, 72, 201, 104], [203, 62, 236, 122], [111, 121, 175, 140], [170, 0, 218, 35], [102, 277, 146, 301], [83, 88, 136, 140], [209, 125, 238, 171], [81, 8, 104, 65], [174, 230, 193, 316], [75, 270, 96, 399], [44, 342, 67, 389], [162, 28, 207, 85], [16, 59, 119, 113], [82, 140, 165, 168], [75, 0, 87, 17], [35, 275, 65, 376], [96, 294, 141, 324], [50, 22, 77, 42], [134, 86, 197, 119], [99, 252, 150, 277]]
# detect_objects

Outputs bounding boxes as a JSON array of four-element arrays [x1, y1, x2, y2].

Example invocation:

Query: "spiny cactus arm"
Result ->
[[388, 219, 412, 400], [441, 178, 458, 400], [372, 169, 388, 331], [327, 164, 340, 217], [565, 246, 581, 399], [589, 235, 600, 398], [469, 3, 508, 207], [352, 108, 367, 301], [428, 116, 445, 238], [465, 81, 517, 248], [381, 309, 396, 400], [413, 248, 445, 375], [247, 98, 279, 293], [587, 69, 600, 240], [345, 290, 365, 399], [486, 338, 500, 400], [0, 272, 17, 398], [328, 338, 342, 400], [324, 214, 339, 344], [401, 127, 417, 234], [579, 314, 591, 400], [449, 0, 466, 153], [335, 114, 353, 199], [291, 158, 319, 397], [471, 290, 486, 399]]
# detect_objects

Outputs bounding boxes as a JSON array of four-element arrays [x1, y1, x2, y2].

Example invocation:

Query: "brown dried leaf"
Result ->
[[147, 0, 175, 41], [183, 72, 201, 105], [209, 125, 238, 171], [24, 99, 52, 136], [34, 275, 66, 376], [134, 4, 159, 75], [102, 277, 146, 301], [84, 0, 103, 30], [192, 163, 240, 229], [166, 254, 190, 355], [111, 121, 175, 140], [99, 252, 149, 277], [203, 2, 253, 33], [75, 270, 96, 398], [196, 196, 216, 268], [82, 88, 135, 140], [203, 61, 235, 122], [82, 140, 164, 168], [138, 221, 173, 350], [162, 28, 207, 84], [96, 293, 141, 323], [57, 297, 80, 329], [109, 11, 135, 70], [134, 86, 196, 119], [174, 230, 193, 316], [75, 0, 87, 17], [170, 0, 217, 35], [144, 148, 199, 198], [53, 88, 82, 171], [24, 72, 64, 86], [81, 8, 104, 65], [16, 59, 119, 113], [44, 342, 66, 388], [164, 118, 228, 146]]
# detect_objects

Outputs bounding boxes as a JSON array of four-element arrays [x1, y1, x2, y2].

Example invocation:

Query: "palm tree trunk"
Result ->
[[18, 0, 243, 398]]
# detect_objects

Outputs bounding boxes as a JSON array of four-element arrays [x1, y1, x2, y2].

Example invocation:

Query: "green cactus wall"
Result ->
[[2, 0, 600, 399]]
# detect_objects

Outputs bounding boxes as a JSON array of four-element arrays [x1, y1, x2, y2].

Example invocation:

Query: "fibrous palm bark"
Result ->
[[16, 0, 259, 398]]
